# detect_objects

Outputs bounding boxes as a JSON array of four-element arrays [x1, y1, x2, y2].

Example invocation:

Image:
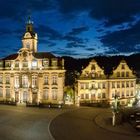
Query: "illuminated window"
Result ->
[[91, 64, 95, 70], [122, 82, 125, 88], [102, 83, 106, 89], [126, 72, 129, 77], [43, 59, 49, 67], [44, 76, 49, 85], [91, 94, 95, 100], [5, 61, 11, 67], [117, 82, 120, 88], [131, 82, 134, 87], [117, 92, 120, 97], [112, 82, 115, 88], [130, 91, 133, 96], [80, 83, 84, 89], [22, 75, 28, 88], [43, 89, 48, 99], [15, 76, 19, 88], [85, 83, 89, 89], [52, 89, 57, 100], [122, 91, 124, 98], [32, 60, 37, 68], [85, 94, 89, 99], [122, 64, 125, 69], [52, 59, 57, 67], [52, 76, 57, 85], [91, 84, 95, 89], [126, 91, 129, 96], [0, 88, 3, 97], [0, 61, 3, 67], [121, 72, 125, 77], [0, 75, 3, 84], [23, 61, 28, 67], [81, 94, 84, 99], [117, 72, 120, 77], [102, 93, 106, 98], [6, 89, 10, 98], [98, 93, 101, 98], [6, 76, 10, 84], [15, 61, 19, 67], [98, 83, 101, 88], [126, 81, 129, 87], [32, 76, 37, 88]]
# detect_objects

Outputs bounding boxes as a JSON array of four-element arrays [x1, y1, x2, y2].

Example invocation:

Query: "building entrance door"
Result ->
[[32, 93, 37, 103], [23, 91, 28, 103], [15, 92, 19, 102]]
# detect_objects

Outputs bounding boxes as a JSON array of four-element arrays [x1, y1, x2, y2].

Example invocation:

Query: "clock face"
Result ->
[[26, 42, 30, 48]]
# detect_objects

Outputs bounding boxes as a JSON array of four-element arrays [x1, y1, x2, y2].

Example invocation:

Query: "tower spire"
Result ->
[[27, 15, 33, 24], [26, 15, 34, 32]]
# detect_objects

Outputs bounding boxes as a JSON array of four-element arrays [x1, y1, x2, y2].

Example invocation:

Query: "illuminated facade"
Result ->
[[0, 18, 65, 104], [78, 59, 136, 105]]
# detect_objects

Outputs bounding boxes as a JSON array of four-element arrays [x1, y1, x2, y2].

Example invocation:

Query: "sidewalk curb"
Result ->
[[94, 112, 140, 136]]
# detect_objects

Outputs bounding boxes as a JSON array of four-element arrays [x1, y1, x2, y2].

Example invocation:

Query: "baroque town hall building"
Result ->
[[0, 18, 65, 104]]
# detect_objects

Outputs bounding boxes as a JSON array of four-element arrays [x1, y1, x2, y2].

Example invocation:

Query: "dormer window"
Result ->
[[5, 61, 11, 67], [15, 61, 19, 67], [52, 58, 57, 67], [43, 59, 49, 67], [0, 61, 3, 67]]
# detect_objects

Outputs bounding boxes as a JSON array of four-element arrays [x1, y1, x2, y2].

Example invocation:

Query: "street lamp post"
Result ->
[[112, 90, 119, 126], [114, 94, 118, 112]]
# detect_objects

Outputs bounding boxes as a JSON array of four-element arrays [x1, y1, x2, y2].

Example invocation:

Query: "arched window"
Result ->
[[15, 76, 19, 88], [22, 75, 28, 88], [32, 76, 37, 88]]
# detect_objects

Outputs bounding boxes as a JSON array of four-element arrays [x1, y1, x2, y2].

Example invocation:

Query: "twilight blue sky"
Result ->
[[1, 0, 140, 58]]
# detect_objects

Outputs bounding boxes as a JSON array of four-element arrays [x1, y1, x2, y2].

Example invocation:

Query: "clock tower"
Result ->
[[22, 16, 38, 52]]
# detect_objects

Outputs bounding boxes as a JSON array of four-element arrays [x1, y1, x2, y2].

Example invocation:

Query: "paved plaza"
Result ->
[[0, 105, 140, 140]]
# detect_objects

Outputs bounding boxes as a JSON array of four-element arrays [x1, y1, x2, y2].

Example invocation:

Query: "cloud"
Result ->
[[86, 48, 95, 51], [0, 0, 55, 21], [51, 49, 80, 56], [68, 26, 89, 35], [36, 24, 62, 40], [58, 0, 140, 27], [65, 42, 86, 48], [100, 21, 140, 53], [39, 39, 57, 47]]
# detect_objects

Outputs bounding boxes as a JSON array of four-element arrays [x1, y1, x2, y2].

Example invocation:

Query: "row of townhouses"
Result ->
[[0, 18, 138, 106], [77, 59, 136, 106]]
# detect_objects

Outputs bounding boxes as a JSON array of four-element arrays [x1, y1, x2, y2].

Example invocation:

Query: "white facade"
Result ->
[[78, 59, 136, 106], [0, 18, 65, 104]]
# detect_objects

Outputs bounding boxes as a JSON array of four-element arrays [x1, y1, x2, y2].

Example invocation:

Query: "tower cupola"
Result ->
[[22, 16, 38, 53]]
